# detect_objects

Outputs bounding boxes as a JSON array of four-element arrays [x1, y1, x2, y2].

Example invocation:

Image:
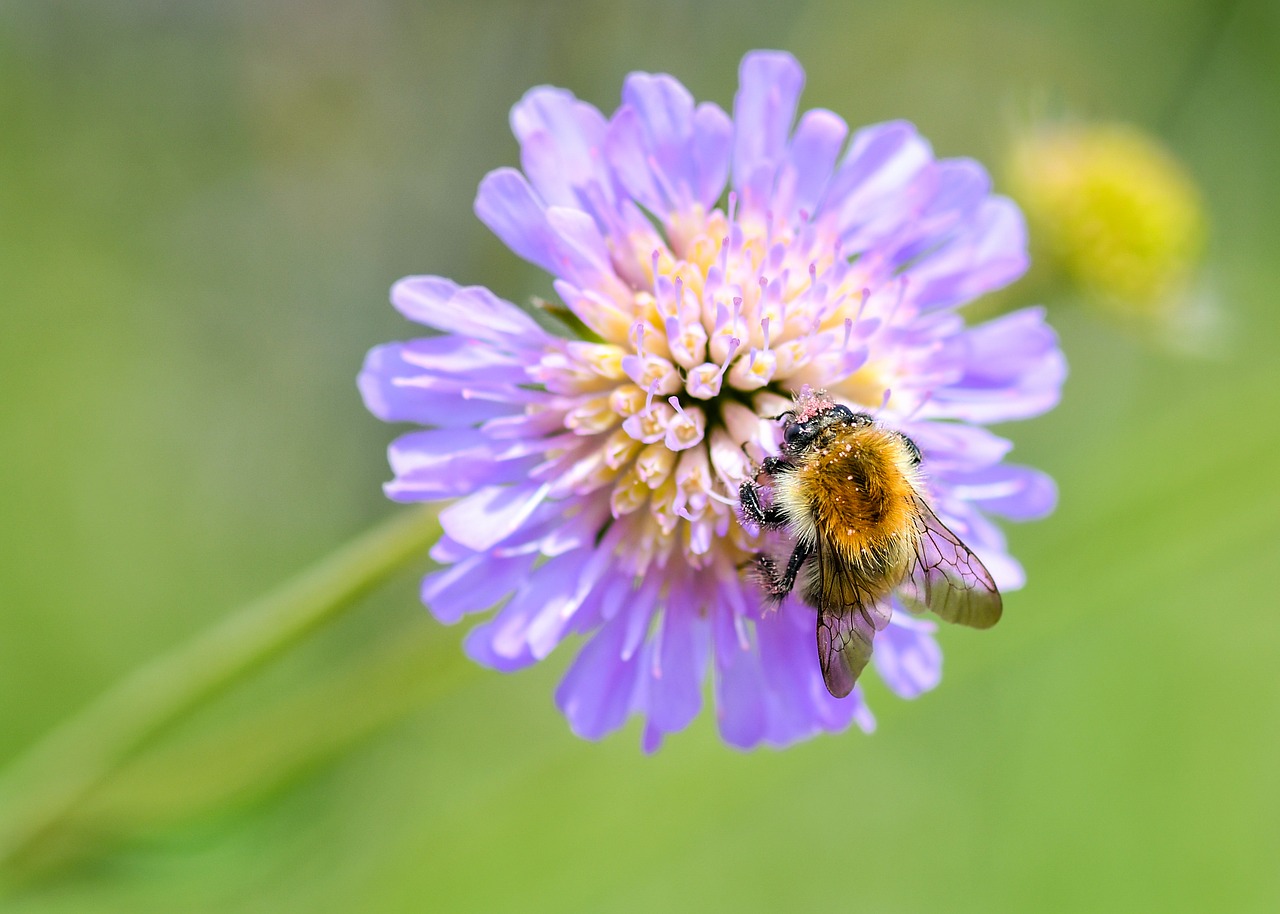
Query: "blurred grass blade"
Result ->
[[77, 617, 477, 850], [0, 507, 439, 879]]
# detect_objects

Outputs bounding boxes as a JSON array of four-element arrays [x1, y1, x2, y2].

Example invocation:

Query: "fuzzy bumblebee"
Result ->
[[739, 388, 1002, 698]]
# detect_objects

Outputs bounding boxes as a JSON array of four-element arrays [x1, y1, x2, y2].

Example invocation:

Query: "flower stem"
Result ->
[[0, 507, 439, 875]]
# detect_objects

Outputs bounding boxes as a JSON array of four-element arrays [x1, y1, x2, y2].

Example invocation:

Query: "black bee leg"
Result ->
[[776, 539, 812, 598], [738, 480, 787, 530], [752, 540, 812, 602], [899, 433, 922, 467], [760, 455, 790, 477]]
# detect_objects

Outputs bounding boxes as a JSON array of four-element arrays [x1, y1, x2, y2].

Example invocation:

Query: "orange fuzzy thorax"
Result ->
[[775, 424, 921, 588]]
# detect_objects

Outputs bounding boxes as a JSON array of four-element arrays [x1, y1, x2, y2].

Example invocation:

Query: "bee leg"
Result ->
[[775, 540, 812, 598], [899, 433, 922, 467], [752, 540, 812, 601], [760, 455, 791, 477], [738, 481, 787, 529]]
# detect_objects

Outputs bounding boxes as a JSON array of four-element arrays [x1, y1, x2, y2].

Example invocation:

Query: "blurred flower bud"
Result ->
[[1009, 123, 1206, 316]]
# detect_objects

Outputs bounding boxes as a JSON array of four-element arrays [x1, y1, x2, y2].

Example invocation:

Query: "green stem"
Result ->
[[0, 507, 439, 874]]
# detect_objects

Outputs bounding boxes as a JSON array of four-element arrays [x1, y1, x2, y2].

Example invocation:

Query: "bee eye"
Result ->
[[783, 424, 802, 445], [832, 405, 854, 421]]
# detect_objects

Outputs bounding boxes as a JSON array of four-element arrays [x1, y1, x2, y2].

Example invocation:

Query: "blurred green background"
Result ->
[[2, 0, 1278, 910]]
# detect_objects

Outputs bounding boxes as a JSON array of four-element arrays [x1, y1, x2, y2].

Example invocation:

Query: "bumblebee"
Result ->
[[738, 388, 1002, 698]]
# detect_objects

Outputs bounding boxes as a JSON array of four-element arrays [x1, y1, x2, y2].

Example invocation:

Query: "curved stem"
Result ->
[[0, 507, 439, 874]]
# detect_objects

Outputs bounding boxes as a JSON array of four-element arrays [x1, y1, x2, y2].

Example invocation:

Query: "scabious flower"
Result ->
[[360, 51, 1065, 750]]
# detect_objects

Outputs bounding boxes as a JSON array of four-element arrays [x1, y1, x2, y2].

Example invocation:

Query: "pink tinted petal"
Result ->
[[906, 197, 1029, 309], [428, 534, 471, 564], [439, 482, 551, 552], [510, 86, 612, 210], [641, 722, 665, 754], [463, 627, 531, 672], [958, 306, 1065, 389], [543, 206, 629, 296], [885, 159, 992, 266], [474, 168, 563, 276], [358, 343, 513, 426], [921, 158, 992, 220], [691, 102, 733, 207], [618, 72, 697, 208], [420, 551, 537, 625], [946, 464, 1058, 521], [556, 606, 645, 740], [605, 107, 665, 213], [774, 108, 847, 219], [475, 169, 632, 296], [757, 604, 863, 739], [712, 606, 768, 749], [927, 307, 1067, 423], [396, 336, 530, 385], [732, 51, 805, 199], [384, 428, 536, 501], [874, 615, 942, 699], [384, 457, 534, 502], [536, 496, 613, 557], [465, 550, 599, 671], [644, 606, 709, 733], [387, 427, 487, 476], [823, 120, 933, 235], [525, 549, 612, 659], [896, 420, 1012, 473], [391, 277, 546, 344]]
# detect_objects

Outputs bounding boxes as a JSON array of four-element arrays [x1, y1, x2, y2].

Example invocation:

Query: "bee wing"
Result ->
[[899, 494, 1002, 629], [813, 532, 892, 699]]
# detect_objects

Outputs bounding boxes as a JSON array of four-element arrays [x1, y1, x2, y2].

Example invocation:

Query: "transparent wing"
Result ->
[[899, 494, 1002, 629], [813, 533, 892, 699]]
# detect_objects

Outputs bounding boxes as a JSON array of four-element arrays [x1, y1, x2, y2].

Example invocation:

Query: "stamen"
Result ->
[[631, 320, 648, 358], [904, 391, 934, 420], [882, 277, 909, 328], [683, 337, 739, 400], [719, 337, 742, 376], [706, 488, 739, 507]]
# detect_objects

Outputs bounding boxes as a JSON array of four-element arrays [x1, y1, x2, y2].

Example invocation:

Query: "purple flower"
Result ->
[[359, 51, 1065, 750]]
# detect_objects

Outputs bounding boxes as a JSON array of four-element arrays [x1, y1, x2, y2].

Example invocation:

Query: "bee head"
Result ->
[[779, 402, 872, 455]]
